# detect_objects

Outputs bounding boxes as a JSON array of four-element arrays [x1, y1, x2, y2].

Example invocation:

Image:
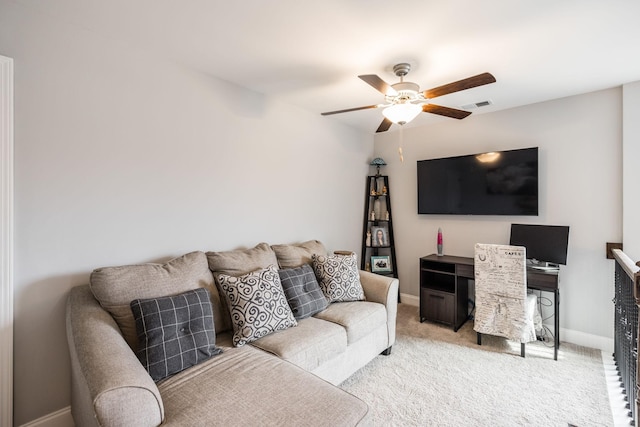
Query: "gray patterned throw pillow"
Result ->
[[278, 264, 328, 320], [131, 288, 223, 382], [312, 253, 365, 303], [218, 265, 297, 347]]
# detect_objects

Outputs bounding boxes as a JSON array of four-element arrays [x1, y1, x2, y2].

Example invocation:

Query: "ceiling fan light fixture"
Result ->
[[321, 64, 496, 133], [382, 103, 422, 125]]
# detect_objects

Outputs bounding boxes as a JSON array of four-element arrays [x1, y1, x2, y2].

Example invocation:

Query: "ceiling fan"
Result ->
[[321, 63, 496, 133]]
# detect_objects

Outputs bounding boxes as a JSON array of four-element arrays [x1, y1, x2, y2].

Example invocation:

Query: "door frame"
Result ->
[[1, 54, 15, 427]]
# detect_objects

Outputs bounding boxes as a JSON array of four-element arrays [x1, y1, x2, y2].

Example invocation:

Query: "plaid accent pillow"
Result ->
[[278, 264, 328, 320], [218, 265, 297, 347], [312, 253, 365, 303], [131, 288, 222, 382]]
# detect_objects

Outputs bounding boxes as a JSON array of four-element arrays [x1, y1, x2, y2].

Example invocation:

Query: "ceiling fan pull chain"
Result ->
[[398, 125, 404, 163]]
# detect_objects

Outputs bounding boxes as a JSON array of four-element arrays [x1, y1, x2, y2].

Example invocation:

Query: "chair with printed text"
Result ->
[[473, 243, 539, 357]]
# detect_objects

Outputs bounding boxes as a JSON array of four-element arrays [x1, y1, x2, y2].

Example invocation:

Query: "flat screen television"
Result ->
[[509, 223, 570, 267], [417, 147, 538, 215]]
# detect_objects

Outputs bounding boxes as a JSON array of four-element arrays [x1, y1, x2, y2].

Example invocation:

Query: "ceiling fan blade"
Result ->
[[424, 72, 496, 99], [423, 104, 472, 120], [358, 75, 398, 97], [376, 118, 393, 133], [321, 104, 381, 116]]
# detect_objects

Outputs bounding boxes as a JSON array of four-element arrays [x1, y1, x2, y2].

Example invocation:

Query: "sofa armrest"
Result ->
[[66, 285, 164, 427], [359, 270, 399, 347]]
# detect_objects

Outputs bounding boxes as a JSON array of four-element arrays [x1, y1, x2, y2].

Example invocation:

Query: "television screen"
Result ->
[[417, 147, 538, 215], [509, 223, 570, 266]]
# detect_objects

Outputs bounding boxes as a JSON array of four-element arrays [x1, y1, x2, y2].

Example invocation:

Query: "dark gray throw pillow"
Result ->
[[278, 264, 328, 320], [131, 288, 222, 382]]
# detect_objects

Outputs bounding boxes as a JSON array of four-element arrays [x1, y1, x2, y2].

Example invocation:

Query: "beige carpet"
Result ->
[[340, 303, 613, 427]]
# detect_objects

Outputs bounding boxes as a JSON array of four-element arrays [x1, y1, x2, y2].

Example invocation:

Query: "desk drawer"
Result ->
[[456, 264, 474, 279], [420, 288, 454, 325], [527, 270, 558, 291]]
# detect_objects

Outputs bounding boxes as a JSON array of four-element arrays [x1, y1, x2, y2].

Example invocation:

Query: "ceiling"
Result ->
[[16, 0, 640, 133]]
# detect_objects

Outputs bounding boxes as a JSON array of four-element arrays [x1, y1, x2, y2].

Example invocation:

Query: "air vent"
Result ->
[[461, 100, 493, 110]]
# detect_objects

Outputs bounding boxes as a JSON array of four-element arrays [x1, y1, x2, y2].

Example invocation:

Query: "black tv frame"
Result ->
[[417, 147, 539, 216]]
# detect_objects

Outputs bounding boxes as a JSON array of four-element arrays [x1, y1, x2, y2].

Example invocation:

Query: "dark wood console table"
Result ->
[[419, 254, 560, 360]]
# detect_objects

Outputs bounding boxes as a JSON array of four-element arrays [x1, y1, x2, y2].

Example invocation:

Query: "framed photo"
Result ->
[[370, 225, 389, 247], [371, 255, 392, 273]]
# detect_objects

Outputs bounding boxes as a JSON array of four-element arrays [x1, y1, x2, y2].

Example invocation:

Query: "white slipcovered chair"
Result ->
[[473, 243, 538, 357]]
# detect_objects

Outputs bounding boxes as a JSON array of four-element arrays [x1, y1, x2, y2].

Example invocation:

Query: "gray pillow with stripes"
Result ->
[[131, 287, 222, 382]]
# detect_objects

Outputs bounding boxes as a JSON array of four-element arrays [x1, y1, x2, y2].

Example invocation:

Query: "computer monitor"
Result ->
[[509, 223, 570, 267]]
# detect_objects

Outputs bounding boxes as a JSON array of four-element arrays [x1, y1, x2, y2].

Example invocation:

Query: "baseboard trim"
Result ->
[[399, 292, 614, 352], [19, 406, 73, 427], [400, 293, 419, 307], [561, 327, 614, 353]]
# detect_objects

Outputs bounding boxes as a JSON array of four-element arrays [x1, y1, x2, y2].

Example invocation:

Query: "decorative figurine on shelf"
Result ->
[[370, 188, 377, 196], [382, 185, 387, 195], [370, 210, 375, 221], [385, 211, 390, 221], [437, 227, 444, 256], [366, 230, 371, 247], [365, 262, 371, 272]]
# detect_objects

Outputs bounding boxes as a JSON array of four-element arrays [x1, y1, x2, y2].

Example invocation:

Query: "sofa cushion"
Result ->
[[157, 341, 369, 426], [312, 253, 365, 303], [206, 243, 280, 333], [89, 251, 218, 351], [130, 288, 223, 382], [272, 240, 327, 268], [250, 316, 347, 372], [218, 265, 297, 347], [206, 242, 279, 281], [278, 264, 328, 320], [314, 301, 387, 344]]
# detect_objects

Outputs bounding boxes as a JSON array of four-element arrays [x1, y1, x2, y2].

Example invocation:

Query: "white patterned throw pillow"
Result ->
[[312, 253, 365, 303], [218, 265, 297, 347]]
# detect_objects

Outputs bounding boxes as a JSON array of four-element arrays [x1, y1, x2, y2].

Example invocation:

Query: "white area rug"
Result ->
[[340, 303, 613, 426]]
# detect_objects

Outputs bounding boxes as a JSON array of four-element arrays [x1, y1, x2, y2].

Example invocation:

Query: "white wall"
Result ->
[[623, 81, 640, 261], [374, 88, 622, 342], [0, 3, 373, 424]]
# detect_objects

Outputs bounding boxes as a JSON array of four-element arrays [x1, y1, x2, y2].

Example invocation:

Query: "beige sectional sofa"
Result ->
[[66, 240, 399, 426]]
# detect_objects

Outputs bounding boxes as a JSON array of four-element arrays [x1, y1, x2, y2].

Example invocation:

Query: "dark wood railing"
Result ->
[[611, 247, 640, 426]]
